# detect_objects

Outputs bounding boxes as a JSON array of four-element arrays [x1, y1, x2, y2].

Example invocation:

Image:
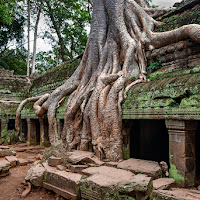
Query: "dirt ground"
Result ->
[[0, 144, 57, 200]]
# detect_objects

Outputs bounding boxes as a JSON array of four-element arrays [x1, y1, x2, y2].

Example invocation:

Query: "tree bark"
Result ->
[[26, 0, 31, 77], [31, 2, 43, 75], [16, 0, 200, 161]]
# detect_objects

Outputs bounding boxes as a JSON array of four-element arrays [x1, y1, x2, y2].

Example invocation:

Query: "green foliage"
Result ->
[[35, 51, 57, 73], [43, 0, 92, 60], [147, 57, 162, 71], [131, 76, 136, 82], [1, 129, 19, 144], [0, 48, 27, 75], [152, 5, 159, 8], [0, 0, 17, 25]]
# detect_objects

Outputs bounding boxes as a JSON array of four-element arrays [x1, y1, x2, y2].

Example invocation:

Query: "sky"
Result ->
[[30, 0, 183, 53], [151, 0, 182, 7]]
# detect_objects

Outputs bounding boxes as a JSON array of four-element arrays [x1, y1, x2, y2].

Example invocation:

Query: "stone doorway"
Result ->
[[8, 119, 15, 130], [130, 120, 169, 164]]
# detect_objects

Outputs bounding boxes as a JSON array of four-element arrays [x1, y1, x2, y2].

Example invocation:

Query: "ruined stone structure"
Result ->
[[0, 0, 200, 188]]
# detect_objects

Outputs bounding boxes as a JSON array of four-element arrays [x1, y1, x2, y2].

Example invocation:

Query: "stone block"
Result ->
[[5, 156, 18, 167], [25, 163, 46, 187], [103, 161, 119, 167], [0, 146, 9, 149], [117, 174, 153, 199], [151, 188, 200, 200], [17, 158, 32, 166], [48, 156, 62, 167], [70, 165, 88, 173], [153, 178, 175, 190], [0, 149, 15, 157], [0, 160, 11, 177], [117, 158, 162, 179], [80, 167, 150, 199], [56, 165, 66, 171], [66, 150, 104, 165], [43, 163, 82, 200]]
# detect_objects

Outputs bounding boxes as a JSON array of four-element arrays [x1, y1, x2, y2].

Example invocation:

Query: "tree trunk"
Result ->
[[16, 0, 200, 161], [31, 2, 43, 75], [26, 0, 31, 77]]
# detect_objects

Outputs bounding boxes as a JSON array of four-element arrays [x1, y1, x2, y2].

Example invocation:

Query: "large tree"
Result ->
[[16, 0, 200, 161]]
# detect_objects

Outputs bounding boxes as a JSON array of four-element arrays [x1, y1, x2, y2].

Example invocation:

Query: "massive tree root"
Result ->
[[16, 0, 200, 161]]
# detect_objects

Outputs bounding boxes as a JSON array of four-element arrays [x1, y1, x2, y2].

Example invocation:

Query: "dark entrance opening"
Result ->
[[21, 119, 28, 142], [130, 120, 169, 164], [8, 119, 15, 130], [195, 121, 200, 184], [35, 119, 40, 144]]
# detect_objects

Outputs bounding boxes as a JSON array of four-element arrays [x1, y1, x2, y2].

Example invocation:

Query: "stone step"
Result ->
[[5, 156, 18, 167], [153, 178, 175, 190], [0, 149, 16, 157], [17, 158, 33, 166], [0, 145, 9, 150], [117, 158, 162, 179], [0, 160, 11, 177], [70, 165, 88, 173], [43, 163, 82, 200]]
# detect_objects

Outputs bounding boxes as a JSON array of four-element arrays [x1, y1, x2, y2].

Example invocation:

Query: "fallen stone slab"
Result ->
[[153, 178, 175, 190], [82, 166, 135, 182], [17, 158, 33, 166], [0, 149, 16, 157], [25, 163, 46, 187], [43, 163, 82, 200], [48, 156, 62, 167], [0, 145, 9, 149], [117, 174, 153, 199], [117, 158, 162, 179], [80, 166, 151, 199], [70, 165, 88, 173], [66, 150, 104, 166], [151, 188, 200, 200], [0, 160, 11, 177], [5, 156, 18, 167]]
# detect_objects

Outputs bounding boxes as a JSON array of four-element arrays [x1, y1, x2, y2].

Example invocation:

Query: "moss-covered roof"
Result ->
[[156, 0, 200, 32], [122, 65, 200, 120]]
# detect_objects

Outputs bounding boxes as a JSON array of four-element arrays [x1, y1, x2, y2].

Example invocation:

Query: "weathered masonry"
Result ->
[[0, 0, 200, 187]]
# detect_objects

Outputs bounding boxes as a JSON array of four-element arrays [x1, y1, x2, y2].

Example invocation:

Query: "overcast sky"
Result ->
[[151, 0, 182, 7]]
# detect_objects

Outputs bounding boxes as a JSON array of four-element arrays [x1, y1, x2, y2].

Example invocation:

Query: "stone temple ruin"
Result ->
[[1, 0, 200, 199]]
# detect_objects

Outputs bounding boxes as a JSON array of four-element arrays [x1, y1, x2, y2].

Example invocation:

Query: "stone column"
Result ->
[[27, 119, 37, 145], [39, 118, 45, 146], [0, 118, 8, 137], [166, 120, 197, 186]]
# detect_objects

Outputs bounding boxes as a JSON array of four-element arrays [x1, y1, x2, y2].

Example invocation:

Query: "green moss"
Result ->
[[169, 164, 184, 183]]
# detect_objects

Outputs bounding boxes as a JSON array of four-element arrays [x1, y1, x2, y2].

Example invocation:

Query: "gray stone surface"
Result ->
[[117, 158, 162, 178], [0, 149, 15, 157], [48, 156, 62, 167], [151, 188, 200, 200], [17, 158, 32, 166], [66, 150, 104, 165], [70, 165, 88, 173], [153, 178, 175, 190], [82, 166, 135, 184], [5, 156, 18, 167], [117, 174, 153, 199], [43, 163, 82, 200], [25, 163, 46, 187], [56, 165, 66, 171], [0, 160, 11, 177], [198, 185, 200, 191]]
